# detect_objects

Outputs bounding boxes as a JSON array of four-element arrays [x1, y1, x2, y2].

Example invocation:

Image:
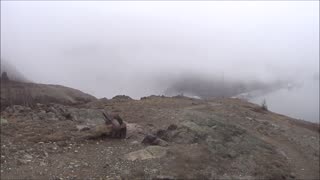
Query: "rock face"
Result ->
[[0, 81, 97, 110]]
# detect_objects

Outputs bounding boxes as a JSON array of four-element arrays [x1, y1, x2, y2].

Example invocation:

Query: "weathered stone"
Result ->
[[0, 118, 8, 125], [131, 141, 140, 145], [124, 146, 168, 161], [76, 125, 91, 131], [157, 138, 169, 147], [12, 105, 25, 113], [18, 159, 30, 165], [167, 124, 178, 131], [23, 154, 33, 159], [126, 123, 143, 136], [155, 175, 176, 180], [46, 112, 58, 120], [142, 134, 168, 146], [4, 107, 13, 113], [156, 129, 167, 137], [142, 134, 158, 145]]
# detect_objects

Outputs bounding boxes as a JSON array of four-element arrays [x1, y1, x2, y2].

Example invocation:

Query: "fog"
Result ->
[[1, 2, 319, 122]]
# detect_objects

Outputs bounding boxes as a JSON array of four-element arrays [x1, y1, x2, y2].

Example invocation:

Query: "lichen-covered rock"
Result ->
[[0, 118, 8, 125], [76, 125, 91, 131], [142, 134, 169, 147]]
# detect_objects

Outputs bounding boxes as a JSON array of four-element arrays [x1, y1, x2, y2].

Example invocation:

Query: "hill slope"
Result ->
[[1, 95, 319, 179], [1, 81, 97, 110]]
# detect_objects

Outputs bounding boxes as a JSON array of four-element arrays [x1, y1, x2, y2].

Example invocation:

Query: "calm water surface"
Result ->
[[250, 79, 319, 123]]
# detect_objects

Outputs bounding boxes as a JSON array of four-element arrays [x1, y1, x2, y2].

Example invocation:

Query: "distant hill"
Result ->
[[1, 81, 97, 111], [0, 60, 97, 110], [0, 59, 30, 82], [164, 73, 288, 99]]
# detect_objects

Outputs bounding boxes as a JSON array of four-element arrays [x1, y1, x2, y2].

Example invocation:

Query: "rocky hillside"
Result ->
[[1, 94, 319, 179], [1, 80, 97, 110]]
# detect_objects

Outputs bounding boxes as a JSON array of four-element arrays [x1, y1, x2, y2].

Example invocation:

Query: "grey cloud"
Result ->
[[1, 2, 318, 119]]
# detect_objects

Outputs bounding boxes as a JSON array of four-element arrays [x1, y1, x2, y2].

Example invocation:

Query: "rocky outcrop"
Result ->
[[111, 95, 133, 102]]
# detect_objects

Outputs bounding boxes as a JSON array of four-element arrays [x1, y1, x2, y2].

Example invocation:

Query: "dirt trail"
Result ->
[[186, 100, 319, 180], [260, 135, 319, 180]]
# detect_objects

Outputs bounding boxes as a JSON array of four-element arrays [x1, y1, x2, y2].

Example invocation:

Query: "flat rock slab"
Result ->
[[76, 125, 91, 131], [126, 123, 143, 136], [0, 118, 8, 125], [124, 146, 168, 161]]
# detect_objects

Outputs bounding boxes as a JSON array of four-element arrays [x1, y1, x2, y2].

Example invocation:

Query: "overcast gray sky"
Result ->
[[1, 1, 319, 98]]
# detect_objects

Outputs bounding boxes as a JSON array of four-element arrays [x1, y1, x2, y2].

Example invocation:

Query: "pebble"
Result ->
[[24, 154, 33, 159], [156, 175, 175, 180], [18, 159, 30, 164], [289, 173, 296, 178], [44, 151, 49, 157], [131, 141, 139, 145]]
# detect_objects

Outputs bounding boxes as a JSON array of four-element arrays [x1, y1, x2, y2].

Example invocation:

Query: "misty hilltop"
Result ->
[[1, 59, 29, 83], [1, 1, 318, 122], [0, 1, 319, 179], [1, 80, 319, 179], [1, 1, 318, 99]]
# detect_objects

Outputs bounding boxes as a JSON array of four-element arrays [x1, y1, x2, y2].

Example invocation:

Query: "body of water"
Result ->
[[250, 79, 319, 123]]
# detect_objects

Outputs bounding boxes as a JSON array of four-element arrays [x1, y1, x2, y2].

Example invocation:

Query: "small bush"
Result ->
[[261, 99, 268, 111]]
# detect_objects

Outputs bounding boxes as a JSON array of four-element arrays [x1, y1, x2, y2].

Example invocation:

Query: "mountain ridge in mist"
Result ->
[[1, 59, 30, 83]]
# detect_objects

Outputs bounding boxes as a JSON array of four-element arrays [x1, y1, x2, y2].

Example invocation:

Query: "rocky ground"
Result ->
[[1, 95, 319, 179]]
